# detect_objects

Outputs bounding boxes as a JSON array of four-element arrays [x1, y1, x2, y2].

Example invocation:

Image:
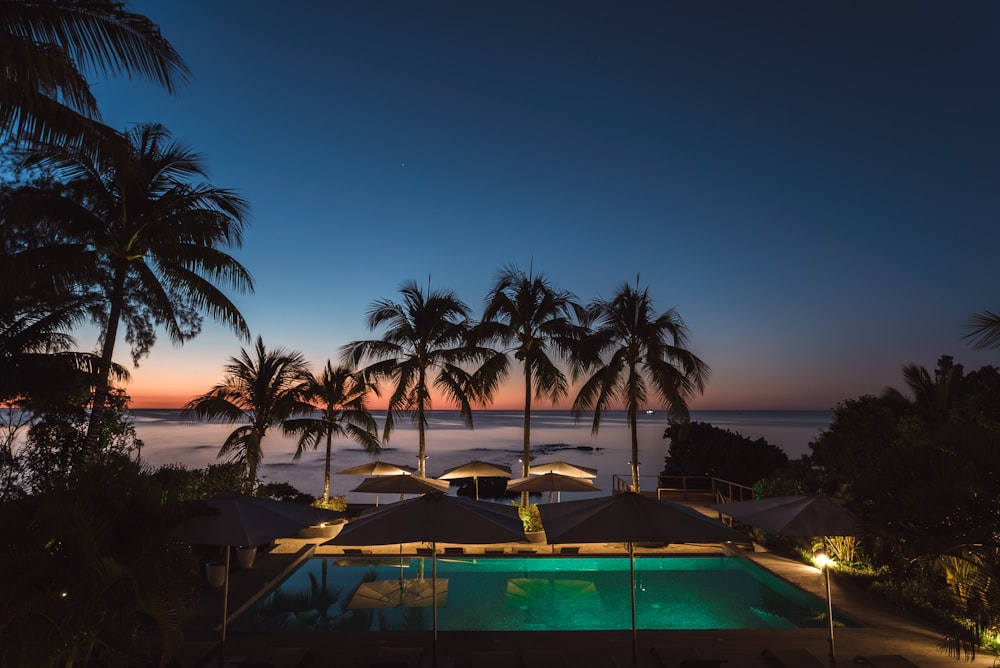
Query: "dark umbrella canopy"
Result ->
[[351, 475, 450, 496], [507, 473, 601, 494], [541, 492, 745, 545], [539, 492, 744, 666], [172, 495, 341, 667], [327, 493, 526, 666], [710, 494, 859, 537], [328, 492, 526, 546], [173, 494, 341, 547]]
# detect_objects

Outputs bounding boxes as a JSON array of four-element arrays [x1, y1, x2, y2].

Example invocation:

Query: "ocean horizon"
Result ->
[[131, 409, 832, 503]]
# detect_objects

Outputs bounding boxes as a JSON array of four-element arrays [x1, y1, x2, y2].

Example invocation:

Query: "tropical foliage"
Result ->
[[572, 280, 709, 491], [662, 421, 788, 487], [282, 361, 381, 502], [476, 265, 586, 501], [2, 122, 254, 452], [1, 0, 189, 152], [342, 280, 488, 476], [183, 337, 312, 492]]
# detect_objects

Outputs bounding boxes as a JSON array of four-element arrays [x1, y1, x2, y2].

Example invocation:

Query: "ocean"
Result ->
[[131, 409, 832, 503]]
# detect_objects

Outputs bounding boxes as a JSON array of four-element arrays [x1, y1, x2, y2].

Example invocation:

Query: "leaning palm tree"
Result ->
[[572, 280, 709, 492], [1, 0, 189, 152], [3, 123, 253, 451], [342, 280, 482, 477], [282, 361, 381, 503], [475, 265, 587, 503], [183, 337, 312, 492]]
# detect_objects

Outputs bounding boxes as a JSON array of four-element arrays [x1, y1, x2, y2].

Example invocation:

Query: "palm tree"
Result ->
[[475, 265, 587, 502], [183, 337, 312, 492], [572, 280, 709, 492], [282, 361, 381, 503], [2, 123, 253, 451], [965, 309, 1000, 350], [342, 280, 482, 477], [1, 0, 189, 152]]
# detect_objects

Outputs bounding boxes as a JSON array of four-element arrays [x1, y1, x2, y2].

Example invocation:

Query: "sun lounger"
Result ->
[[464, 650, 518, 668], [369, 646, 423, 668], [342, 547, 367, 555], [558, 546, 581, 554], [650, 646, 726, 668], [761, 648, 826, 668], [855, 656, 921, 667], [443, 546, 465, 555], [484, 548, 505, 555], [522, 648, 569, 668]]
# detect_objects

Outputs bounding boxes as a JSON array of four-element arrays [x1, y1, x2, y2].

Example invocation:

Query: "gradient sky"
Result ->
[[88, 1, 999, 410]]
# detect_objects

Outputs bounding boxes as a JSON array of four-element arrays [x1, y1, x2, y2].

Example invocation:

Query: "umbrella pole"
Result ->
[[219, 545, 231, 667], [823, 536, 836, 661], [630, 541, 637, 665], [432, 542, 438, 667], [474, 476, 479, 501]]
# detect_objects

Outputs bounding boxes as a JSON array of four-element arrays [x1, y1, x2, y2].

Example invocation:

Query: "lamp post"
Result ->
[[814, 547, 835, 662]]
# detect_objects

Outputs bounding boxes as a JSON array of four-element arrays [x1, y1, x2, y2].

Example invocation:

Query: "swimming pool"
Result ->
[[231, 555, 838, 633]]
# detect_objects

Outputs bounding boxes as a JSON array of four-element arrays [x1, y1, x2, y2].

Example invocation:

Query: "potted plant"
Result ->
[[205, 561, 226, 588], [518, 503, 545, 543]]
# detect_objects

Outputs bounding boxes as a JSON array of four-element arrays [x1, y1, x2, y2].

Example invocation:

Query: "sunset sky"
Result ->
[[89, 1, 998, 411]]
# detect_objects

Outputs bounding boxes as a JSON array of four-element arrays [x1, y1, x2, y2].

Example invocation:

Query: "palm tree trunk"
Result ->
[[521, 364, 532, 506], [84, 264, 126, 452], [629, 403, 640, 492], [417, 368, 427, 476], [323, 430, 332, 502]]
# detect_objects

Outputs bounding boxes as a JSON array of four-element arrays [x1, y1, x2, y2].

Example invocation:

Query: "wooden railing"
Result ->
[[611, 474, 755, 503]]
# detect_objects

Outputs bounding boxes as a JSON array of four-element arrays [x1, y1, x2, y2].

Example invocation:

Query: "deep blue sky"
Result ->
[[92, 1, 999, 409]]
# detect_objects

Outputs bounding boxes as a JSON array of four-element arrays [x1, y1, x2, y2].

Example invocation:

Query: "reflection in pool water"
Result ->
[[232, 556, 842, 633]]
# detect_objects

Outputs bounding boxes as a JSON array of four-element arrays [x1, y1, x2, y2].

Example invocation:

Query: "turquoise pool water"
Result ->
[[231, 555, 838, 633]]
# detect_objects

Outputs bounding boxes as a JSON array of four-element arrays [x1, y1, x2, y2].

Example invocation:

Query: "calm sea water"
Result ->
[[132, 409, 831, 503]]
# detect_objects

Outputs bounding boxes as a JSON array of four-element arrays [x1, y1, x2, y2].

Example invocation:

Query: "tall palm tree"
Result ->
[[342, 280, 482, 477], [475, 265, 587, 502], [1, 0, 189, 152], [965, 309, 1000, 350], [282, 361, 381, 503], [3, 123, 253, 451], [183, 337, 312, 492], [572, 280, 709, 492]]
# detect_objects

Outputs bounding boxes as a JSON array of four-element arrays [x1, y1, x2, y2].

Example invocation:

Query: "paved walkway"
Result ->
[[178, 534, 999, 668]]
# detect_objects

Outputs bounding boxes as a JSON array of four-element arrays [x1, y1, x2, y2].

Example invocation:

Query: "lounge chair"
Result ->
[[342, 547, 367, 555], [463, 650, 518, 668], [761, 648, 826, 668], [484, 548, 505, 556], [234, 646, 311, 668], [558, 546, 581, 554], [369, 646, 423, 668], [522, 648, 568, 668], [855, 656, 921, 667], [443, 546, 465, 555], [650, 646, 726, 668]]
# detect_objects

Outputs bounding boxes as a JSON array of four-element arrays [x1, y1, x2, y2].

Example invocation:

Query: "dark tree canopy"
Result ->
[[661, 421, 788, 487]]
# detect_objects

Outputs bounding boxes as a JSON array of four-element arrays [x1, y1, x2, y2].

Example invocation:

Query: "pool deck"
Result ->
[[179, 526, 999, 667]]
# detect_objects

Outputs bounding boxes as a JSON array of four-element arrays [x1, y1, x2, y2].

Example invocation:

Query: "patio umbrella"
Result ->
[[527, 460, 598, 478], [506, 472, 601, 502], [711, 494, 860, 661], [335, 460, 415, 476], [347, 577, 447, 609], [539, 492, 745, 665], [171, 494, 341, 667], [351, 474, 449, 502], [326, 493, 526, 665], [437, 459, 511, 500]]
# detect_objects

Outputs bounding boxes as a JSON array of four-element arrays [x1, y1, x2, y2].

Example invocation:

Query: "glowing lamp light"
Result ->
[[814, 549, 831, 570]]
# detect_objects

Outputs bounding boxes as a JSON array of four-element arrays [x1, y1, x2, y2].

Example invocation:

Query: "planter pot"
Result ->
[[525, 530, 546, 544], [236, 546, 257, 569], [297, 522, 343, 539], [205, 561, 226, 588]]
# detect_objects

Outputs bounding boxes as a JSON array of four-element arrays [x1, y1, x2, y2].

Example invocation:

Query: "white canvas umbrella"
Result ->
[[506, 472, 601, 502], [540, 492, 744, 665], [172, 494, 340, 666], [351, 474, 449, 501], [711, 494, 860, 661], [336, 461, 416, 504], [437, 459, 511, 500], [327, 493, 526, 665], [527, 460, 598, 478]]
